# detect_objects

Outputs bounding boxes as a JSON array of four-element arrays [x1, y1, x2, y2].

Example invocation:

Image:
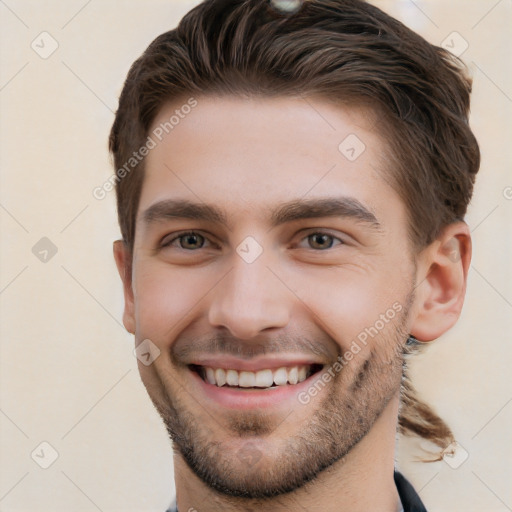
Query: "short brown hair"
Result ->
[[109, 0, 480, 452]]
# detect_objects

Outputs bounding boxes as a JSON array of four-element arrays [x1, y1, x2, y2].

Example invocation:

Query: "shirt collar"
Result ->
[[394, 471, 428, 512], [166, 471, 427, 512]]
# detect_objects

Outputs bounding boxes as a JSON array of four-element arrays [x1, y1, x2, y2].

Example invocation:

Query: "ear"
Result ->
[[410, 222, 471, 342], [113, 240, 136, 334]]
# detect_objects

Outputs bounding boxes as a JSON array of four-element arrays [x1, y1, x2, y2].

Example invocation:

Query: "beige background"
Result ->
[[0, 1, 511, 510]]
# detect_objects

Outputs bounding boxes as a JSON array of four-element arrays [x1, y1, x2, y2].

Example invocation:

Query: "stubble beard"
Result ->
[[146, 300, 411, 500]]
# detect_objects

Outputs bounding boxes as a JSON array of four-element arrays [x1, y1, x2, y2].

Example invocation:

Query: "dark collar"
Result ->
[[167, 472, 427, 512], [394, 471, 428, 512]]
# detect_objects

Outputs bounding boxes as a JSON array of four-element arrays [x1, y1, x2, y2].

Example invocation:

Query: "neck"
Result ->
[[173, 398, 401, 512]]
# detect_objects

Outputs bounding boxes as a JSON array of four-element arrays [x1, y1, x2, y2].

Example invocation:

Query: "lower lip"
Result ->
[[189, 368, 324, 410]]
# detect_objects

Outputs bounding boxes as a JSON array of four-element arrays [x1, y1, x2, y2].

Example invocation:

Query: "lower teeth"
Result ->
[[223, 384, 280, 389]]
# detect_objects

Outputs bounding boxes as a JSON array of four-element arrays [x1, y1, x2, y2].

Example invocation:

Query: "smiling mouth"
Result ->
[[189, 364, 324, 389]]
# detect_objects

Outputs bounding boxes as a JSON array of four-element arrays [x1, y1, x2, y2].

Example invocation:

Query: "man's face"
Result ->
[[126, 95, 417, 497]]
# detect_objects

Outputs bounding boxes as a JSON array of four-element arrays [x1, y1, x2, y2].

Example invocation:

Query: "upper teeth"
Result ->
[[203, 366, 309, 388]]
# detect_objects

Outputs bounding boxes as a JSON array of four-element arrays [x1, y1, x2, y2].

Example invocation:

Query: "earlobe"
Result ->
[[410, 222, 471, 342], [113, 240, 136, 334]]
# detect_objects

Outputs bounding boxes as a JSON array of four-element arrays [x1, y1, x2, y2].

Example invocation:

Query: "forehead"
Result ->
[[139, 95, 403, 228]]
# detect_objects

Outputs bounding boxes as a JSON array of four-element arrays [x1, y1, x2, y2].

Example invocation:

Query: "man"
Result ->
[[109, 0, 480, 510]]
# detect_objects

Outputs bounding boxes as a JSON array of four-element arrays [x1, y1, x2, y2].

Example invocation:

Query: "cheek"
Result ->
[[290, 266, 407, 351], [133, 263, 213, 345]]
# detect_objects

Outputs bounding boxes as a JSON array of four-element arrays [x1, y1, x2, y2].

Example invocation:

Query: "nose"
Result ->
[[208, 255, 291, 340]]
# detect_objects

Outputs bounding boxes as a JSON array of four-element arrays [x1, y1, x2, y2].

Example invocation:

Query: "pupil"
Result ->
[[183, 234, 202, 248], [311, 234, 332, 249]]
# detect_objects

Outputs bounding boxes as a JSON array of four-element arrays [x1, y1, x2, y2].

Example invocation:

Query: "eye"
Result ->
[[161, 231, 209, 250], [299, 232, 344, 250]]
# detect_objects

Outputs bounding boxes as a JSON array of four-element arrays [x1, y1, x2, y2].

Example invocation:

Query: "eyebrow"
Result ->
[[141, 197, 382, 231]]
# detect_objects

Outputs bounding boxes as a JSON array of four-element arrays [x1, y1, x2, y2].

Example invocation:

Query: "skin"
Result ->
[[114, 95, 471, 512]]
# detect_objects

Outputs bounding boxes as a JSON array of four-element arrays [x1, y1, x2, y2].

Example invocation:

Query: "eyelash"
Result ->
[[161, 231, 215, 250], [160, 230, 345, 251]]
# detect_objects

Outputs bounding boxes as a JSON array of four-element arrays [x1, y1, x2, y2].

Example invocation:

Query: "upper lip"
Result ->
[[189, 356, 325, 372]]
